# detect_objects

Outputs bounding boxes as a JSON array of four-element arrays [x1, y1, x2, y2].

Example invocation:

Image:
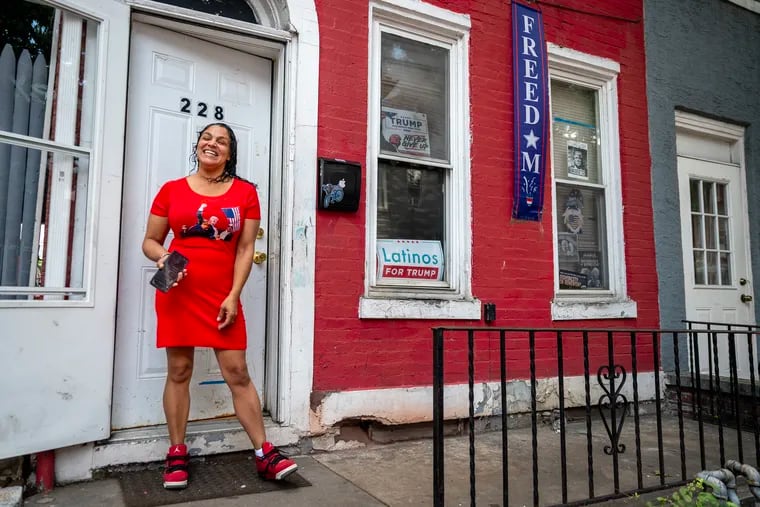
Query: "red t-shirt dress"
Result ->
[[149, 177, 261, 349]]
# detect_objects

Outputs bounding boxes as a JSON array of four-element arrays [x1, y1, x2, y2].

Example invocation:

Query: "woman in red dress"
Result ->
[[142, 123, 297, 489]]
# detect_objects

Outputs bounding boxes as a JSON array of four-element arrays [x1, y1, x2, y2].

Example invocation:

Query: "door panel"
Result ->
[[678, 156, 757, 380], [113, 21, 272, 429]]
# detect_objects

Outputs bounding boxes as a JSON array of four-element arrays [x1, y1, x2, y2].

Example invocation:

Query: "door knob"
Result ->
[[257, 227, 265, 239], [741, 294, 753, 303], [253, 251, 267, 264]]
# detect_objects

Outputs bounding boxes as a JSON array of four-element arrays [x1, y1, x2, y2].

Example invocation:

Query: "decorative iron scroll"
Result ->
[[597, 364, 628, 455]]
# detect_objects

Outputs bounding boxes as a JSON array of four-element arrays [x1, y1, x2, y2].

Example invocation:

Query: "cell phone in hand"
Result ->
[[150, 251, 189, 293]]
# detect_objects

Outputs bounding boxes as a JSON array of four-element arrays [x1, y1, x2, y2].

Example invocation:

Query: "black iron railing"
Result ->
[[432, 327, 760, 507], [683, 321, 760, 469]]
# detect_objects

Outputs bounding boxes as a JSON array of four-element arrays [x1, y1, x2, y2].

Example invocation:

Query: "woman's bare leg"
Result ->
[[214, 348, 266, 448], [164, 347, 195, 445]]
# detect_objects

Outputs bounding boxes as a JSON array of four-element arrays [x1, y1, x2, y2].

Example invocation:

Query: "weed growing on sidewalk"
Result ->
[[647, 478, 737, 507]]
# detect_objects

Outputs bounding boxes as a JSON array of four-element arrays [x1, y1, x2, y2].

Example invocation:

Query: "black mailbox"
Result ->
[[318, 158, 361, 212]]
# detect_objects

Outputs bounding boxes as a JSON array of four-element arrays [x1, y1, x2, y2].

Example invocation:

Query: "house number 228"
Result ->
[[179, 98, 224, 120]]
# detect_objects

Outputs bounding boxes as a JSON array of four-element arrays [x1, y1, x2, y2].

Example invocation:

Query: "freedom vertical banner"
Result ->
[[512, 1, 549, 221]]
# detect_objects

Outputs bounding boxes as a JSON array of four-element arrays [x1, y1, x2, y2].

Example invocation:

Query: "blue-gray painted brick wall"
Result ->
[[644, 0, 760, 369]]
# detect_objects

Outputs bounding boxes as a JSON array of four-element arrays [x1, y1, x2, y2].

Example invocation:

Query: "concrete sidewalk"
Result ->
[[17, 415, 760, 506], [21, 455, 388, 507]]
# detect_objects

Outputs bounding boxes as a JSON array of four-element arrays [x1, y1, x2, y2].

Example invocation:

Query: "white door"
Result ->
[[678, 156, 757, 379], [113, 21, 272, 429]]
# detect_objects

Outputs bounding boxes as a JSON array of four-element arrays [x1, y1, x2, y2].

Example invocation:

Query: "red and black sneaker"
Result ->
[[256, 442, 298, 480], [163, 444, 189, 489]]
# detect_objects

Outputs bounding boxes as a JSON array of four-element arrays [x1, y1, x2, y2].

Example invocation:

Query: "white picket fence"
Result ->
[[0, 43, 49, 288]]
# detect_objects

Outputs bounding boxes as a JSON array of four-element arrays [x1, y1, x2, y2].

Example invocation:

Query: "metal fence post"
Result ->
[[433, 328, 445, 507]]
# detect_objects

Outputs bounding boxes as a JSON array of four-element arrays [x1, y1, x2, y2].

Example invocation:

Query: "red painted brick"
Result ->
[[313, 0, 656, 391]]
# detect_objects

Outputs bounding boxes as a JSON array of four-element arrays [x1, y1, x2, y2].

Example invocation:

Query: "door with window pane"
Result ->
[[678, 156, 756, 379], [0, 0, 129, 459]]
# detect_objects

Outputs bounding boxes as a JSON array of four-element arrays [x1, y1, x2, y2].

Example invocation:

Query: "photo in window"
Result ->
[[567, 140, 588, 179], [555, 183, 607, 290], [551, 81, 600, 183]]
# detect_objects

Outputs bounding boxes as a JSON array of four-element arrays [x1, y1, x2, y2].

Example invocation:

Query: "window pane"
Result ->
[[720, 252, 731, 286], [151, 0, 257, 23], [690, 179, 700, 212], [0, 3, 99, 148], [691, 214, 704, 249], [716, 183, 727, 215], [0, 2, 98, 299], [556, 183, 607, 290], [718, 217, 729, 250], [377, 161, 443, 241], [705, 216, 716, 249], [0, 143, 88, 299], [380, 33, 449, 161], [703, 181, 714, 214], [551, 81, 600, 184], [0, 2, 54, 56], [706, 251, 718, 285], [693, 251, 705, 285]]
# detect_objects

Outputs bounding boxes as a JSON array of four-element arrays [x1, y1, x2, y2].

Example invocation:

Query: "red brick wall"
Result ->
[[312, 0, 657, 391]]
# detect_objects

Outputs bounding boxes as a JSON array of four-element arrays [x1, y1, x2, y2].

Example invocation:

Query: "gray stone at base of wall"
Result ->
[[0, 486, 23, 507]]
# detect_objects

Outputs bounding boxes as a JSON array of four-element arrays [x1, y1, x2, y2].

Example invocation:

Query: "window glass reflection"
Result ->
[[152, 0, 257, 23]]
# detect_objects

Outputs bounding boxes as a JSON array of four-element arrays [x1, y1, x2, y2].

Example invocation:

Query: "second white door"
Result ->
[[678, 155, 757, 380]]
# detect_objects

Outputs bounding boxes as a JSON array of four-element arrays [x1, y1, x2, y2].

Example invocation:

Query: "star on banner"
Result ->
[[524, 129, 540, 150]]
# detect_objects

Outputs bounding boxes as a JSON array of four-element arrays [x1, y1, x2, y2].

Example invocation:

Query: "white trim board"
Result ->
[[675, 110, 745, 141]]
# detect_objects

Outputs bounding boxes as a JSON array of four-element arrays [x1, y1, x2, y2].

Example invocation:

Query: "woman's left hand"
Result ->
[[217, 294, 239, 330]]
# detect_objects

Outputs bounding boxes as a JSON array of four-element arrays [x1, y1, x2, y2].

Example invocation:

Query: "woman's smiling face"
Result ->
[[196, 125, 231, 172]]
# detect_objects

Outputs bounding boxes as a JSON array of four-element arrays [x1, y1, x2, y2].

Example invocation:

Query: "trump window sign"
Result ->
[[376, 239, 444, 282], [380, 107, 431, 158]]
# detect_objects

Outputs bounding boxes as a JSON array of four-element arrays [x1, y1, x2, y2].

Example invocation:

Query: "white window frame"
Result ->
[[360, 0, 479, 319], [548, 44, 637, 320], [0, 0, 121, 307]]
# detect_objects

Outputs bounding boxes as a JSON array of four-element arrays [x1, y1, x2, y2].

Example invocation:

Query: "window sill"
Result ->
[[359, 296, 482, 319], [551, 297, 637, 321]]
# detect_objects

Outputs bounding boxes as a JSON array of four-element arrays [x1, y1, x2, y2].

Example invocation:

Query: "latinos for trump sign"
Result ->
[[376, 239, 444, 281], [512, 1, 549, 221]]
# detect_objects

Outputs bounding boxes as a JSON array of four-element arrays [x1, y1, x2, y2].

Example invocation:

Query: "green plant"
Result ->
[[646, 478, 738, 507]]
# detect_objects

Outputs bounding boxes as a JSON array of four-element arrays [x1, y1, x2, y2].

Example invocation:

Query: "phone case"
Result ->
[[150, 251, 189, 293]]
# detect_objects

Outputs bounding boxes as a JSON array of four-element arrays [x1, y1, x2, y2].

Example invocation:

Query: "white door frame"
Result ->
[[124, 1, 318, 431], [675, 110, 755, 343]]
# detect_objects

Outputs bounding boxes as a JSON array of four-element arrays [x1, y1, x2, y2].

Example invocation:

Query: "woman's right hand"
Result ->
[[156, 253, 188, 287]]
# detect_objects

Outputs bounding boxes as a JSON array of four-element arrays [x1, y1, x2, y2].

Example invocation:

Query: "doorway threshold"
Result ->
[[92, 417, 299, 469]]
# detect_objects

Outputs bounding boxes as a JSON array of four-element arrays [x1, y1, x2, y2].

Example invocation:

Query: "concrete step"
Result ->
[[0, 486, 22, 507]]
